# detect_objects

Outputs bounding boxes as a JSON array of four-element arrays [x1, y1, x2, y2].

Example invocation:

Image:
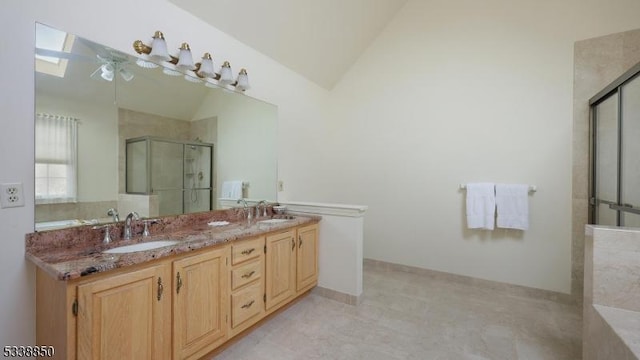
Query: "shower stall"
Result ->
[[590, 62, 640, 227], [126, 136, 214, 216]]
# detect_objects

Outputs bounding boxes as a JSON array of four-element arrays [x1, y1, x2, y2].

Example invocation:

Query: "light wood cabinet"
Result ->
[[76, 262, 171, 360], [172, 247, 229, 360], [35, 221, 319, 360], [265, 229, 297, 311], [296, 223, 319, 292]]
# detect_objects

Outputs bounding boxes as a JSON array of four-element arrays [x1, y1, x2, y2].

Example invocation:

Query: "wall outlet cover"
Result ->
[[0, 183, 25, 208]]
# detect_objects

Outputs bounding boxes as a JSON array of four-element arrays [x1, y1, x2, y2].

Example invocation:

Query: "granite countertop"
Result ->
[[26, 209, 319, 281]]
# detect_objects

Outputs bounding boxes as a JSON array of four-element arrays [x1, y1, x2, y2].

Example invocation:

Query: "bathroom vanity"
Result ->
[[27, 209, 319, 360]]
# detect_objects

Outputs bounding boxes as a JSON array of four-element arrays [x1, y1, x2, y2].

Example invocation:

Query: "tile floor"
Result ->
[[213, 264, 582, 359]]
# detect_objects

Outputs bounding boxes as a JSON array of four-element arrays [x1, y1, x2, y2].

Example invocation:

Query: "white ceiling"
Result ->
[[169, 0, 408, 89]]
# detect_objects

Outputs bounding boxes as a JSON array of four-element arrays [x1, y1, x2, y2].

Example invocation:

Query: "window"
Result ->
[[35, 114, 78, 204], [35, 23, 75, 78]]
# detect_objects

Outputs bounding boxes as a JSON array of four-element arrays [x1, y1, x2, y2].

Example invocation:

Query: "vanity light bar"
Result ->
[[133, 30, 250, 91]]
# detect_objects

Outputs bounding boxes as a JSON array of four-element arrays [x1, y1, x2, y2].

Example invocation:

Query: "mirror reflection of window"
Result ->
[[35, 113, 78, 204]]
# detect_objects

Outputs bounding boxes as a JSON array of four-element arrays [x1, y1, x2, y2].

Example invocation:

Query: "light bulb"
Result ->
[[100, 63, 114, 81], [219, 61, 233, 85], [176, 43, 196, 71], [235, 68, 250, 91], [119, 68, 134, 81], [197, 53, 215, 78], [149, 31, 171, 62]]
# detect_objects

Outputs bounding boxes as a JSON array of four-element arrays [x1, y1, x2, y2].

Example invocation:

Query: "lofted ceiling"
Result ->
[[169, 0, 408, 90]]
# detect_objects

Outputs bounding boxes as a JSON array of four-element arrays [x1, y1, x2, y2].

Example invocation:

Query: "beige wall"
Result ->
[[194, 90, 278, 202], [321, 0, 640, 294]]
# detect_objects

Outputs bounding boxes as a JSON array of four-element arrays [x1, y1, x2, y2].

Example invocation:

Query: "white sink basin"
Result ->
[[258, 218, 292, 225], [104, 240, 180, 254]]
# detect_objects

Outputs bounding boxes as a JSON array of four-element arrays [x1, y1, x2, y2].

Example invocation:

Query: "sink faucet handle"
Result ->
[[107, 208, 120, 222], [141, 219, 160, 237], [255, 200, 268, 217], [92, 224, 113, 244]]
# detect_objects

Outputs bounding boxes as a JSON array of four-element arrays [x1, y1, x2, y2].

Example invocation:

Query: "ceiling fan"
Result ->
[[35, 40, 135, 82]]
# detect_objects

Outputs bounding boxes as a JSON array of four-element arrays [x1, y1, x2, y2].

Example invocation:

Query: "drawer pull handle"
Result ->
[[292, 238, 295, 251], [241, 270, 256, 279], [157, 277, 164, 301], [176, 272, 183, 294], [241, 248, 255, 256], [299, 235, 303, 247], [241, 300, 255, 309]]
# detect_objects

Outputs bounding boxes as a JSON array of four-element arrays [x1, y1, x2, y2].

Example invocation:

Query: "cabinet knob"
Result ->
[[241, 300, 255, 309], [157, 277, 164, 301], [241, 248, 255, 256], [241, 270, 256, 279]]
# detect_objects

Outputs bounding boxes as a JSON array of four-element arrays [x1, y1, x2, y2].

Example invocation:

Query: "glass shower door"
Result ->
[[151, 140, 184, 216], [591, 62, 640, 227], [183, 144, 212, 214], [593, 93, 619, 226], [620, 74, 640, 227]]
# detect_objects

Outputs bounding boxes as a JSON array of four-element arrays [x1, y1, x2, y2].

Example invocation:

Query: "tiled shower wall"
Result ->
[[572, 28, 640, 299]]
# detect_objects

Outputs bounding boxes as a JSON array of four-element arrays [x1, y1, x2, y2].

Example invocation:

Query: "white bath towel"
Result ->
[[465, 183, 496, 230], [221, 180, 243, 199], [495, 184, 529, 230]]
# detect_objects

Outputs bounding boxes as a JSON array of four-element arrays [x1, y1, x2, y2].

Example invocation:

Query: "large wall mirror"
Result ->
[[34, 23, 278, 231]]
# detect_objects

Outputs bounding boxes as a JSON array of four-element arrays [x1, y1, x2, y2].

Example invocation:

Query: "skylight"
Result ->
[[35, 23, 75, 77]]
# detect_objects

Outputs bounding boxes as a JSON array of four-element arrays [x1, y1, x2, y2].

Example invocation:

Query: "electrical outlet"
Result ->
[[0, 183, 25, 208]]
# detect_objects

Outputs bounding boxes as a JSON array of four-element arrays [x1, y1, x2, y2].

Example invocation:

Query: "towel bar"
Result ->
[[459, 184, 537, 193]]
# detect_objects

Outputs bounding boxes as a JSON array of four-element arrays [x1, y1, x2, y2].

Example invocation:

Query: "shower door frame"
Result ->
[[589, 61, 640, 225]]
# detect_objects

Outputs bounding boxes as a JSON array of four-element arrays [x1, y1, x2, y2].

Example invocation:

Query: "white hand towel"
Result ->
[[465, 183, 495, 230], [221, 180, 243, 199], [495, 184, 529, 230]]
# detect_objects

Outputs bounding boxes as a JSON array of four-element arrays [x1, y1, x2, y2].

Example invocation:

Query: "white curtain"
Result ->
[[35, 113, 78, 204]]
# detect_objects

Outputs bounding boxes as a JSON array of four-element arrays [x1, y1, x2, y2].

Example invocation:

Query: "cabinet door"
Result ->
[[296, 224, 319, 292], [77, 262, 171, 360], [173, 247, 229, 360], [265, 230, 296, 311]]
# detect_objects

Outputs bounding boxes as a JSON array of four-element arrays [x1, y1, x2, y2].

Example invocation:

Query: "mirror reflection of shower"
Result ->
[[186, 145, 204, 204], [126, 136, 213, 216]]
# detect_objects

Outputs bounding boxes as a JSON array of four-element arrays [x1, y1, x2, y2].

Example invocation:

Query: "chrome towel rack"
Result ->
[[459, 184, 537, 193]]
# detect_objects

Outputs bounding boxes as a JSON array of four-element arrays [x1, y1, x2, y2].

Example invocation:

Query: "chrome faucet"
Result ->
[[107, 208, 120, 222], [237, 198, 252, 225], [256, 200, 268, 218], [123, 212, 140, 240]]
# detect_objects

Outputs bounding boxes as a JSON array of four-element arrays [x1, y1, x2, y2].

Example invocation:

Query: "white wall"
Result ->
[[194, 90, 278, 202], [322, 0, 640, 294], [0, 0, 328, 346]]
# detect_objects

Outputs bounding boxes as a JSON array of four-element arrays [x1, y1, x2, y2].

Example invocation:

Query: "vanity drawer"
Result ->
[[231, 281, 263, 329], [231, 260, 262, 290], [231, 237, 263, 265]]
